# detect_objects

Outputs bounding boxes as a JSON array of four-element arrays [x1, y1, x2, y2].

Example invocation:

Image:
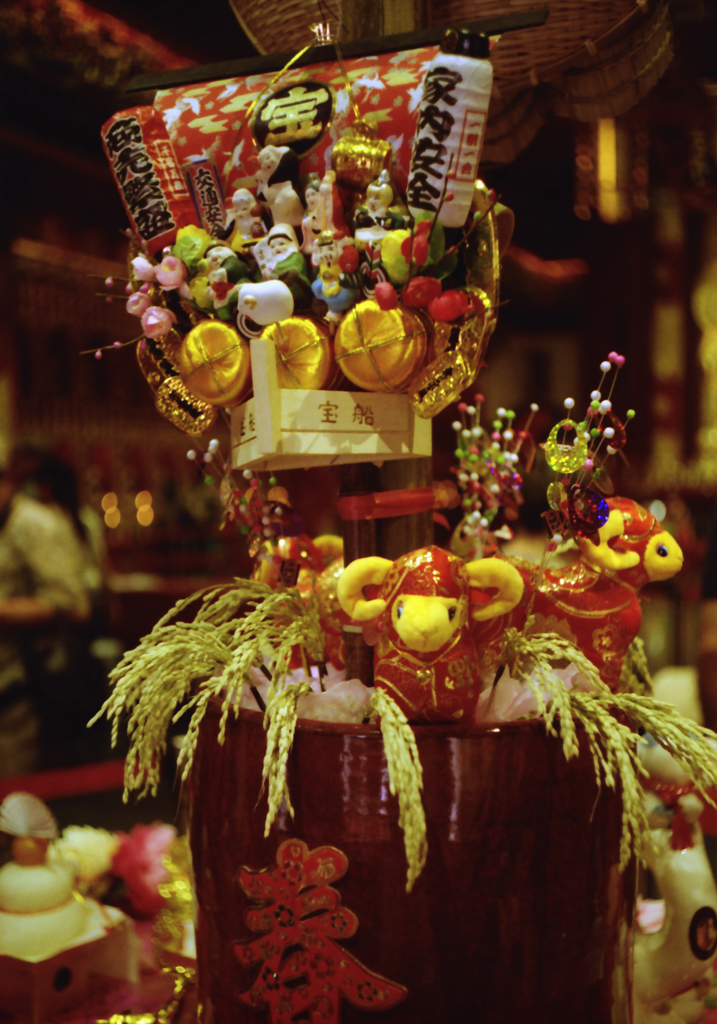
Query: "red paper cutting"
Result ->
[[235, 839, 407, 1023]]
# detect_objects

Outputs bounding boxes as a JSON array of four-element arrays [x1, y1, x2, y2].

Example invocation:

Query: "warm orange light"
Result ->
[[135, 490, 152, 509], [136, 505, 154, 526], [597, 118, 619, 224], [104, 508, 121, 528], [101, 492, 118, 512]]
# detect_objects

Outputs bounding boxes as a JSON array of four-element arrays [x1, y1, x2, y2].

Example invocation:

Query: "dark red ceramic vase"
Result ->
[[189, 705, 634, 1024]]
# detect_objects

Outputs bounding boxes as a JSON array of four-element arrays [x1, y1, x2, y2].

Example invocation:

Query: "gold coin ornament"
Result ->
[[334, 300, 427, 393], [542, 419, 589, 473], [175, 320, 251, 407], [262, 317, 335, 390], [409, 289, 492, 418]]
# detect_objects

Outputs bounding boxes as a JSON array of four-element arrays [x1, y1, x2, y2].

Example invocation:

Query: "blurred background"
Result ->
[[1, 0, 717, 794]]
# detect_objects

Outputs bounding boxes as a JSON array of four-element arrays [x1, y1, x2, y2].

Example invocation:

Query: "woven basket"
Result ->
[[227, 0, 673, 163]]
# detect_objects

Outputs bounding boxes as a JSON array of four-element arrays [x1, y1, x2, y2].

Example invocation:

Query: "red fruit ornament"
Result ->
[[400, 231, 429, 269], [374, 281, 398, 310], [428, 289, 469, 322], [338, 245, 359, 273], [402, 276, 442, 308]]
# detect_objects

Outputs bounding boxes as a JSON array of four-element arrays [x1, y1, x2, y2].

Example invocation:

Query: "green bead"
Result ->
[[627, 409, 636, 419], [204, 476, 214, 485], [240, 525, 249, 535], [454, 448, 465, 459], [591, 400, 600, 410], [468, 454, 479, 463], [506, 410, 515, 420], [463, 498, 472, 509], [590, 428, 600, 438], [239, 497, 248, 506], [492, 419, 502, 429], [269, 476, 277, 486]]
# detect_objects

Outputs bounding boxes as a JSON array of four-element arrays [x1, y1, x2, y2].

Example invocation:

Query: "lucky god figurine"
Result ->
[[223, 188, 265, 252], [337, 546, 524, 722], [633, 738, 717, 1024], [302, 170, 347, 256], [311, 231, 360, 323], [474, 497, 684, 690], [353, 170, 405, 246], [255, 145, 305, 229], [252, 224, 312, 308], [201, 244, 252, 318]]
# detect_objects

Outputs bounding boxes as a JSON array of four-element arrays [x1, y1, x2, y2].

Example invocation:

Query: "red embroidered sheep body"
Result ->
[[337, 546, 524, 722]]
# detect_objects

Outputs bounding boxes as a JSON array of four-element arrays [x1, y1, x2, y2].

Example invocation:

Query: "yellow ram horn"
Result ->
[[337, 556, 393, 621], [578, 510, 639, 573], [466, 558, 524, 621]]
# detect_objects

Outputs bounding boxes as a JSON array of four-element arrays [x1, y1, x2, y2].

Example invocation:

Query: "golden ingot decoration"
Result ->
[[331, 118, 392, 193], [175, 320, 251, 408], [263, 317, 335, 390], [155, 376, 218, 437], [136, 330, 183, 393], [334, 300, 427, 393], [409, 289, 491, 418]]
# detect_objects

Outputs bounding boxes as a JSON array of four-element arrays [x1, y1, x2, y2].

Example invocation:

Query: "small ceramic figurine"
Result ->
[[223, 188, 265, 252], [311, 230, 360, 323], [353, 170, 405, 246], [633, 737, 717, 1024], [202, 244, 252, 318], [252, 224, 312, 307], [0, 792, 88, 960], [302, 170, 348, 255], [337, 546, 524, 722], [236, 280, 294, 334], [255, 145, 305, 229]]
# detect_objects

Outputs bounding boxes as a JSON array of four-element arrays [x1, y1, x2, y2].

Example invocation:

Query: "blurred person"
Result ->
[[16, 453, 113, 766], [0, 453, 91, 774]]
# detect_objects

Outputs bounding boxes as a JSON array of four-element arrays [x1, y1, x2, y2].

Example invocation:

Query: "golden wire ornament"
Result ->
[[543, 419, 589, 473]]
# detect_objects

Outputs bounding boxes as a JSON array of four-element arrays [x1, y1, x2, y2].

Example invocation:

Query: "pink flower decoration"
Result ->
[[141, 306, 177, 339], [112, 822, 176, 917], [155, 255, 187, 290], [126, 292, 152, 317], [131, 255, 156, 281]]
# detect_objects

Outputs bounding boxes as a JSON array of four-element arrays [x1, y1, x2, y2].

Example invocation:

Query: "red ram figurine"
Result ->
[[337, 546, 524, 722], [474, 497, 684, 691]]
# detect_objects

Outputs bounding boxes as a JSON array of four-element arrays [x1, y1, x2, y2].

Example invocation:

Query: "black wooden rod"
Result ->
[[127, 8, 549, 93]]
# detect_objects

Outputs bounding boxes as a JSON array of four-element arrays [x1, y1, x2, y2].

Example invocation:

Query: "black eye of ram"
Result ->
[[657, 544, 668, 557], [396, 601, 403, 619], [448, 607, 456, 621]]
